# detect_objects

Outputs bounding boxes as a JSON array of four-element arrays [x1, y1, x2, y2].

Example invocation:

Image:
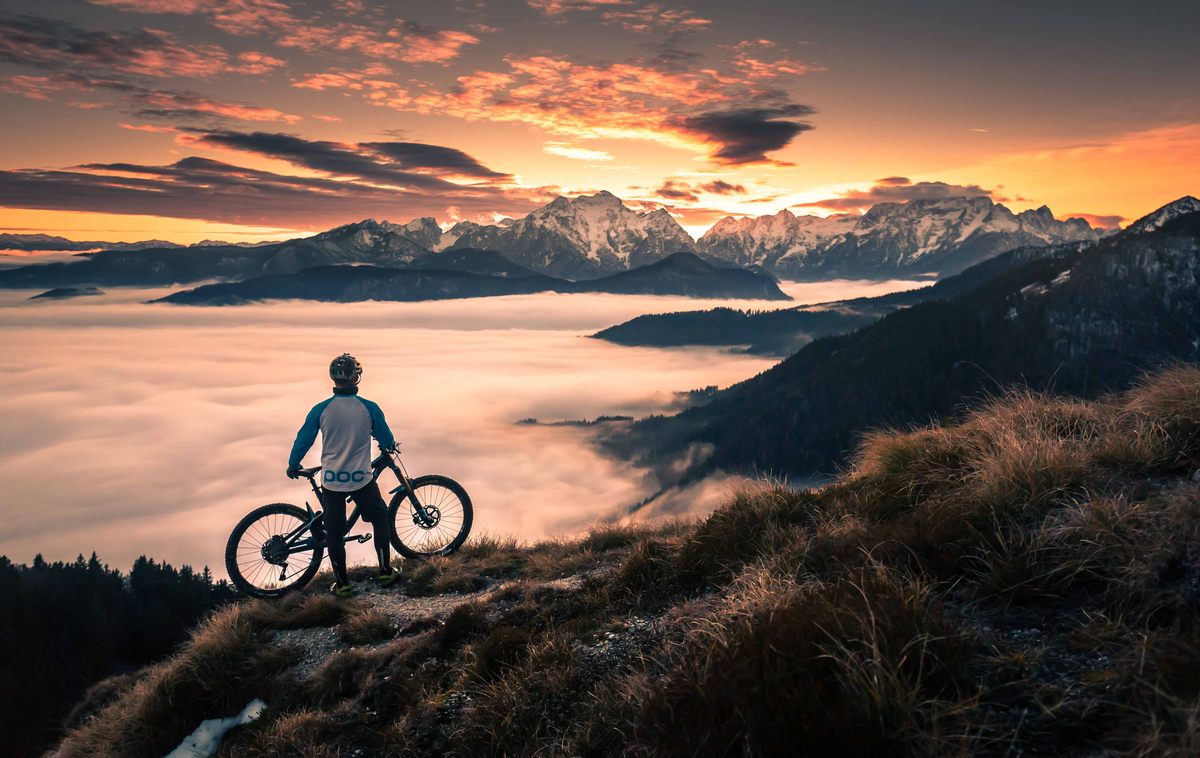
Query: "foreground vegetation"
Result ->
[[51, 366, 1200, 757]]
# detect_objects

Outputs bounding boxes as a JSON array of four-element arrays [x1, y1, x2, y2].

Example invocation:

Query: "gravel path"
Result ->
[[270, 581, 497, 682], [269, 565, 618, 682]]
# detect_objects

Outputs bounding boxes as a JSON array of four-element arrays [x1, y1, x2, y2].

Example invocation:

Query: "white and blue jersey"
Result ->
[[289, 391, 396, 492]]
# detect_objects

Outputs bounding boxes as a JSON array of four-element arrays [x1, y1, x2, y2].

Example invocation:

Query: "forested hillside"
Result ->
[[0, 554, 238, 758]]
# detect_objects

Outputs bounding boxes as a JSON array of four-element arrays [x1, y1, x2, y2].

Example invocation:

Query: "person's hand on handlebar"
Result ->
[[286, 464, 303, 480]]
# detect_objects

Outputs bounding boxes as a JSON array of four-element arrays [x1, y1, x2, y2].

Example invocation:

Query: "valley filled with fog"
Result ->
[[0, 278, 924, 576]]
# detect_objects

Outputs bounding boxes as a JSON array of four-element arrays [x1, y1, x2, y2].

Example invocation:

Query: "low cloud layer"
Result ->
[[0, 279, 922, 574], [797, 176, 1001, 212]]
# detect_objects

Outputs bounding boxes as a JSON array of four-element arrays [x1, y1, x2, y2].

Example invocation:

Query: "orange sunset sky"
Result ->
[[1, 0, 1197, 243]]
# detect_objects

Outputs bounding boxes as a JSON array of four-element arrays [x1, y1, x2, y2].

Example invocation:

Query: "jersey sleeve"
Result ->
[[288, 400, 328, 467], [361, 399, 396, 450]]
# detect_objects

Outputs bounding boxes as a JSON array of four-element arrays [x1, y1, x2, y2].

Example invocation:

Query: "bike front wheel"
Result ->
[[388, 475, 473, 559], [225, 503, 324, 598]]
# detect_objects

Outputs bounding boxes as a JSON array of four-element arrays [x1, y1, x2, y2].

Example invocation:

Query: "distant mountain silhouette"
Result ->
[[28, 286, 104, 300], [592, 239, 1097, 355], [155, 253, 791, 305]]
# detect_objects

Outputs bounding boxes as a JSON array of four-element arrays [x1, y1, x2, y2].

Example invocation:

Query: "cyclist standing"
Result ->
[[287, 353, 401, 596]]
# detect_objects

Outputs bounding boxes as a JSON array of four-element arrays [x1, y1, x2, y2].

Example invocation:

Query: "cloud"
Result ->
[[386, 19, 479, 64], [654, 180, 698, 202], [360, 141, 513, 180], [88, 1, 478, 65], [527, 0, 631, 18], [0, 74, 64, 100], [3, 71, 303, 122], [0, 154, 543, 229], [1066, 212, 1124, 229], [543, 142, 614, 161], [599, 4, 712, 33], [365, 54, 820, 166], [720, 39, 823, 80], [667, 104, 817, 165], [178, 128, 513, 184], [312, 114, 342, 122], [796, 178, 1000, 211], [0, 14, 229, 78], [227, 51, 287, 75], [88, 0, 296, 36], [698, 179, 746, 195], [646, 178, 747, 203]]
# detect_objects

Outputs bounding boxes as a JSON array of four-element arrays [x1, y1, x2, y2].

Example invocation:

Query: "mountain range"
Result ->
[[1, 193, 1110, 289], [0, 233, 273, 252], [605, 196, 1200, 480], [155, 252, 792, 305], [697, 197, 1106, 279]]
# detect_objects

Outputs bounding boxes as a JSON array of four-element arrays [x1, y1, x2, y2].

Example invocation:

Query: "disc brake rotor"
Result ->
[[261, 535, 290, 566]]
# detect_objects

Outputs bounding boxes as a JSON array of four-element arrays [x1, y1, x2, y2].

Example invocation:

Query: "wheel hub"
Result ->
[[261, 535, 290, 566], [413, 505, 441, 529]]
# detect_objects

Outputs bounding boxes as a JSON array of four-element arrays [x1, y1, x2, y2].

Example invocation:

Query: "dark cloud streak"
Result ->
[[180, 129, 514, 188], [669, 104, 817, 165], [797, 178, 1001, 211], [0, 156, 541, 229]]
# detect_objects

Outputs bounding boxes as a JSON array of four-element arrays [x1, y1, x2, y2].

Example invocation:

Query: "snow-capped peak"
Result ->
[[1125, 196, 1200, 235]]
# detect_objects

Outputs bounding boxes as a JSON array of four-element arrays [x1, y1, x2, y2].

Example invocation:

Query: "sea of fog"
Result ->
[[0, 278, 926, 577]]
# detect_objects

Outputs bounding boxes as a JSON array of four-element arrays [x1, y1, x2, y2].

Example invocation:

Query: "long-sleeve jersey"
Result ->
[[289, 391, 396, 492]]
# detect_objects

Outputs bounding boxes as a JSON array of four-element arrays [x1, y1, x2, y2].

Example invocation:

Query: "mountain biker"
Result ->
[[286, 353, 400, 597]]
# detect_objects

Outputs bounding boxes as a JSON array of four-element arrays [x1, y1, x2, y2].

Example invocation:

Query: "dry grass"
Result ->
[[636, 566, 977, 757]]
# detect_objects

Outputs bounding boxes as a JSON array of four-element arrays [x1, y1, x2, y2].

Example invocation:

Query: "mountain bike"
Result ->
[[225, 447, 472, 598]]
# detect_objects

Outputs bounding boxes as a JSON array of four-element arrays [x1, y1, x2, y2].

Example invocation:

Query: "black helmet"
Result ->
[[329, 353, 362, 384]]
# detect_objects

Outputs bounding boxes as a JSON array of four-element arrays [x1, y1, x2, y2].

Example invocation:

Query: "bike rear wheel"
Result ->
[[388, 475, 473, 559], [225, 503, 324, 598]]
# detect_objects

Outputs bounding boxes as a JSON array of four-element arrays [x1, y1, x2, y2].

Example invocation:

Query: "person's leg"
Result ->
[[320, 488, 350, 585], [349, 481, 392, 574]]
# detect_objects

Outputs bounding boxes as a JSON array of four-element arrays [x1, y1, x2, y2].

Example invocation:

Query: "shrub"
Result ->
[[677, 484, 822, 582]]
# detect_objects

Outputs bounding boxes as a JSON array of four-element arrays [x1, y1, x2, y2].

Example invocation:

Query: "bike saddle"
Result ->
[[300, 466, 322, 478]]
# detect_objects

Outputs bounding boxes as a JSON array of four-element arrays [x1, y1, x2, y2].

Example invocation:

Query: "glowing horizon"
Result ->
[[1, 0, 1197, 244]]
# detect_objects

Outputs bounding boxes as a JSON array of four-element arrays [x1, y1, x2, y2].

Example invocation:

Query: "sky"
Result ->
[[0, 0, 1198, 243]]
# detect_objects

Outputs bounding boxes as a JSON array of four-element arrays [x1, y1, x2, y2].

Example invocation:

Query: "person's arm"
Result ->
[[362, 399, 397, 450], [288, 401, 328, 467]]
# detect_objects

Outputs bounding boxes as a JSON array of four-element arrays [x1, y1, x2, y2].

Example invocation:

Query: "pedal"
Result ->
[[357, 533, 372, 543]]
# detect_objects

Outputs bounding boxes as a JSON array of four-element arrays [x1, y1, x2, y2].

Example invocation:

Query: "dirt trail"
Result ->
[[270, 570, 603, 681]]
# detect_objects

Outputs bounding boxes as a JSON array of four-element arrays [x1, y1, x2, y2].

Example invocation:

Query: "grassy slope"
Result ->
[[54, 366, 1200, 758]]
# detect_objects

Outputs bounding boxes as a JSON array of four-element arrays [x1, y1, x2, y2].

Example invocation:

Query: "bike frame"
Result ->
[[278, 449, 433, 558]]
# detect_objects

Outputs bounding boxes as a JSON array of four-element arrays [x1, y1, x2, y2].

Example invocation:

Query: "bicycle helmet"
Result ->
[[329, 353, 362, 384]]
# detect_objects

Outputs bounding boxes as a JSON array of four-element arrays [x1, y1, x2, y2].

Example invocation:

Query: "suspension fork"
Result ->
[[389, 462, 436, 528]]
